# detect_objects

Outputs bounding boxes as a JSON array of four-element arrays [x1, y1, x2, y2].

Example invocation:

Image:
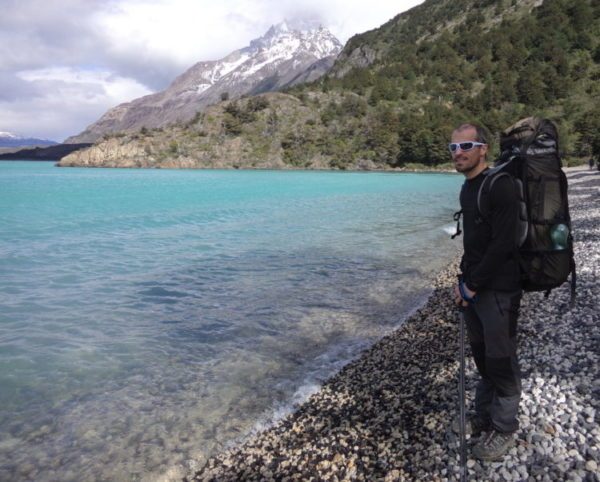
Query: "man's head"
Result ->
[[450, 123, 489, 179]]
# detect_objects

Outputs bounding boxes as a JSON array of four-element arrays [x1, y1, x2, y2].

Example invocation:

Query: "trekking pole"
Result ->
[[458, 307, 467, 482]]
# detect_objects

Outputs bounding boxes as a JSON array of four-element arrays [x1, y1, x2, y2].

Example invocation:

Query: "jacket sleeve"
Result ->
[[465, 176, 518, 291]]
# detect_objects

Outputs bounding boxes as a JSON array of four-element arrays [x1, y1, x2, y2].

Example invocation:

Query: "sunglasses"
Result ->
[[448, 142, 486, 153]]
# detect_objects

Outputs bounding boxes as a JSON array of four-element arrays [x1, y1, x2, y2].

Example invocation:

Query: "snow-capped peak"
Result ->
[[252, 22, 340, 60], [239, 24, 340, 78], [0, 131, 18, 138]]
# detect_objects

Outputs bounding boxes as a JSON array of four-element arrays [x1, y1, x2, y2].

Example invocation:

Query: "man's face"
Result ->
[[451, 127, 488, 176]]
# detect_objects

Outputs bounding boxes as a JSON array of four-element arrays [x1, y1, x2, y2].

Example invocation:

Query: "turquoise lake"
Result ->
[[0, 161, 462, 481]]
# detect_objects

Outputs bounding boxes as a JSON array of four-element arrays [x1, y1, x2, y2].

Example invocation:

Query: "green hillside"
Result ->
[[315, 0, 600, 167], [64, 0, 600, 169]]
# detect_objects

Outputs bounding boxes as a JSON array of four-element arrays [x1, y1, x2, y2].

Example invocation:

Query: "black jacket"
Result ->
[[459, 169, 522, 292]]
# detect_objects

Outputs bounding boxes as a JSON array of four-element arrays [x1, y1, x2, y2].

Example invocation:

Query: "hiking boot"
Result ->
[[472, 430, 515, 461], [451, 413, 491, 437]]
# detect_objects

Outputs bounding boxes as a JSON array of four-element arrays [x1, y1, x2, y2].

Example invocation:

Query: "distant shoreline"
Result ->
[[0, 143, 92, 161], [2, 155, 590, 174]]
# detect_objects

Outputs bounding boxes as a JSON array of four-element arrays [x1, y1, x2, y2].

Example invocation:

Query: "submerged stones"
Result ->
[[185, 169, 600, 482]]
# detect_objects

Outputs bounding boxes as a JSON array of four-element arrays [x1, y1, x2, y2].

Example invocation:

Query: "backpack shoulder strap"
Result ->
[[476, 169, 512, 219]]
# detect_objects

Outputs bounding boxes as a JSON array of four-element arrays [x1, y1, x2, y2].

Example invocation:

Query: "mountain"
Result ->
[[0, 132, 58, 148], [61, 0, 600, 170], [66, 21, 342, 143]]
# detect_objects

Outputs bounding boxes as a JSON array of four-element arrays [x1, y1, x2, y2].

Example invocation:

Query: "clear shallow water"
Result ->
[[0, 161, 462, 481]]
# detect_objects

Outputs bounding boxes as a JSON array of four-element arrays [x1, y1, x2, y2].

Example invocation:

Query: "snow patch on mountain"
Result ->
[[196, 83, 211, 94], [215, 53, 251, 81]]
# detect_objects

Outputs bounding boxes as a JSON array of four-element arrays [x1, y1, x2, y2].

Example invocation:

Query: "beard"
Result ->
[[454, 156, 481, 174]]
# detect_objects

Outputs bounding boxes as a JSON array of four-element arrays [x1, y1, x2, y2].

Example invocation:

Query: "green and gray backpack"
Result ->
[[478, 117, 576, 300]]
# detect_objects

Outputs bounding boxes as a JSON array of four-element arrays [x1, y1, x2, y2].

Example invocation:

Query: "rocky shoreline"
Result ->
[[184, 168, 599, 482]]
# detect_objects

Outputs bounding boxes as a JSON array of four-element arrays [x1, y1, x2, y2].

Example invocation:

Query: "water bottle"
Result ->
[[550, 223, 569, 250]]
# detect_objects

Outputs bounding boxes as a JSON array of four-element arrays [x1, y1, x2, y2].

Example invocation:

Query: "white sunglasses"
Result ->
[[448, 142, 486, 153]]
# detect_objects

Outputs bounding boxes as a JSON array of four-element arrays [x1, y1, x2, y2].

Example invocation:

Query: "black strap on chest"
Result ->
[[451, 209, 463, 239]]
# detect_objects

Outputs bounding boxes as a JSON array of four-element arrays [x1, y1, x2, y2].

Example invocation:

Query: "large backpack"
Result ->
[[478, 117, 576, 300]]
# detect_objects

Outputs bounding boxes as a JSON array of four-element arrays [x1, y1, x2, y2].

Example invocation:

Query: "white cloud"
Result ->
[[3, 68, 151, 141], [95, 1, 260, 65], [0, 0, 424, 141], [17, 68, 151, 104]]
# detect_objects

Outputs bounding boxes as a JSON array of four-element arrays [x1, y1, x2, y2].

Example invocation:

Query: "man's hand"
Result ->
[[454, 282, 477, 307], [463, 283, 477, 300]]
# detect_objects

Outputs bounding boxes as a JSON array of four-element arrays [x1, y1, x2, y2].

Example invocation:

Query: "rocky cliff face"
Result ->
[[66, 22, 341, 143]]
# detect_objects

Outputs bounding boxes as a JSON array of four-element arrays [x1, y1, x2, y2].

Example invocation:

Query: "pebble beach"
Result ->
[[184, 168, 599, 482]]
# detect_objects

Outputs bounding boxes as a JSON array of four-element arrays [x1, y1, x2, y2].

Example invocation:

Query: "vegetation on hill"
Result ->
[[64, 0, 600, 169], [309, 0, 600, 167]]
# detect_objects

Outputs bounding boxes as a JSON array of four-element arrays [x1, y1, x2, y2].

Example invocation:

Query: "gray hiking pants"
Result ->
[[464, 289, 522, 433]]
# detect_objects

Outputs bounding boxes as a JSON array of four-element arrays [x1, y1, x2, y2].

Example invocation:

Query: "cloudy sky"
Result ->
[[0, 0, 424, 142]]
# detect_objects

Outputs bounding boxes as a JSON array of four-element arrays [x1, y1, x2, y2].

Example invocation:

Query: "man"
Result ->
[[451, 123, 523, 461]]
